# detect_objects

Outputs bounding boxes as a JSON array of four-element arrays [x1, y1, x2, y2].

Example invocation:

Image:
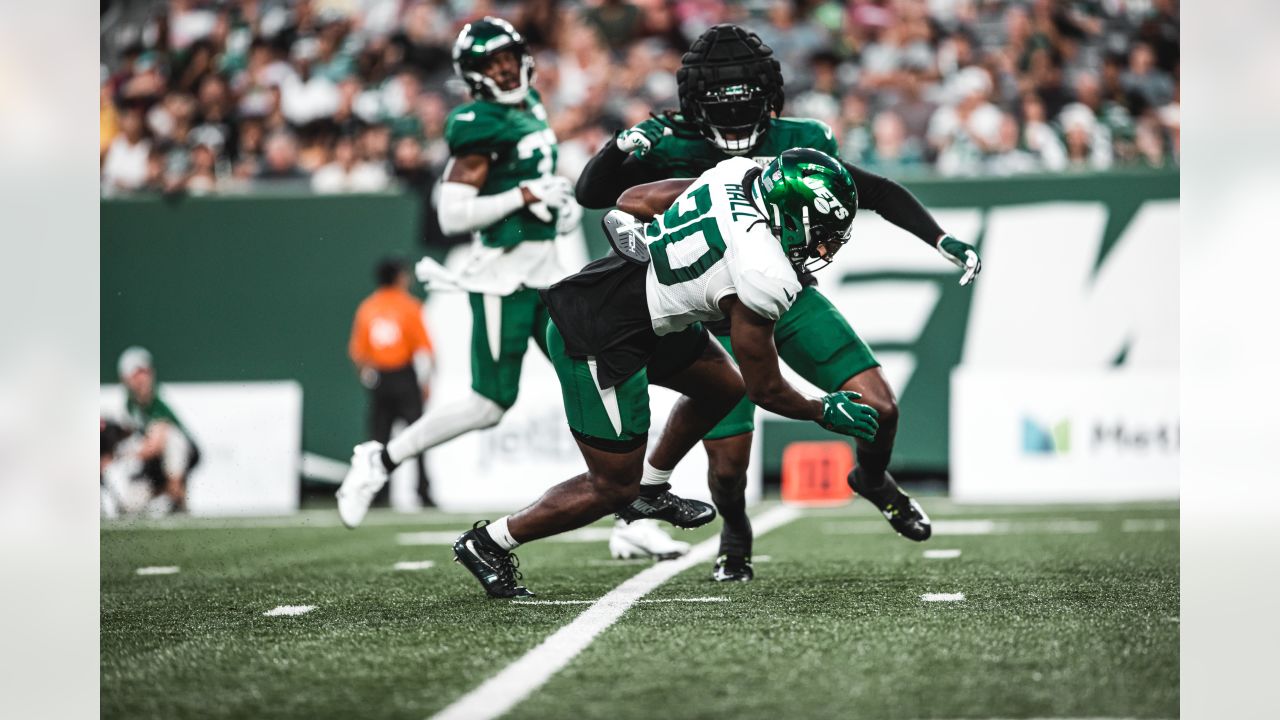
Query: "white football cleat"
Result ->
[[609, 518, 691, 561], [336, 441, 389, 529]]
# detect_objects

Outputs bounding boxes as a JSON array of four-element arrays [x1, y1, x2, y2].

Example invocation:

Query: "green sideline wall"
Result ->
[[101, 170, 1178, 478]]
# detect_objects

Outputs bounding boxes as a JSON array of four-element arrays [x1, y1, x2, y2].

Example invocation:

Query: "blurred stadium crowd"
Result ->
[[100, 0, 1179, 197]]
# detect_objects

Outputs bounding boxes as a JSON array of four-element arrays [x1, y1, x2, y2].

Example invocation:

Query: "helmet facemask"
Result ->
[[693, 84, 772, 155]]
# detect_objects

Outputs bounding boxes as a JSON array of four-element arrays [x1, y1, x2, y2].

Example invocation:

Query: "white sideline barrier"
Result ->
[[101, 381, 302, 516], [950, 369, 1179, 503]]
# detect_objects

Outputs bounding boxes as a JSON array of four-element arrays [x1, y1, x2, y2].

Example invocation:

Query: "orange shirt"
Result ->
[[349, 287, 434, 371]]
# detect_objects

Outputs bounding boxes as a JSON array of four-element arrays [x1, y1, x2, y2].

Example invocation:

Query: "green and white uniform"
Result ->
[[637, 116, 879, 439], [443, 88, 566, 408], [543, 157, 802, 448]]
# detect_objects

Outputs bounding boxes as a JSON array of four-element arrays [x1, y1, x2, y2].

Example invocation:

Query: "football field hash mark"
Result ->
[[923, 549, 962, 559], [135, 566, 180, 575], [263, 605, 316, 617], [921, 593, 966, 602], [393, 560, 436, 571], [428, 505, 802, 720]]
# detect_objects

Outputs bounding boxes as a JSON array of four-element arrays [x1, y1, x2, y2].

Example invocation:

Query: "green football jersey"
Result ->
[[443, 88, 559, 248], [639, 116, 839, 175]]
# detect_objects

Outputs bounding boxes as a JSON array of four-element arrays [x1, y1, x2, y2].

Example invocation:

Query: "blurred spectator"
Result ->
[[312, 135, 390, 193], [863, 110, 926, 177], [1121, 42, 1175, 110], [99, 0, 1179, 196], [102, 106, 152, 192], [1060, 102, 1114, 171]]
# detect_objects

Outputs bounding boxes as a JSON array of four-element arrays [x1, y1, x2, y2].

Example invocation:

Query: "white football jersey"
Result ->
[[643, 157, 802, 336]]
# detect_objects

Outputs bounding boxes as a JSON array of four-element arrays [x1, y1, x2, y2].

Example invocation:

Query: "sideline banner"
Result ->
[[950, 370, 1178, 503], [101, 382, 303, 516]]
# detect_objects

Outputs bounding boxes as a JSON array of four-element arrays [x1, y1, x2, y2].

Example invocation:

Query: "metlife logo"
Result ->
[[1022, 417, 1071, 455]]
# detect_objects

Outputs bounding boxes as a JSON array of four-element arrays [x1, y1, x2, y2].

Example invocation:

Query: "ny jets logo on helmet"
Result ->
[[754, 148, 858, 271], [677, 24, 785, 155], [452, 17, 535, 105]]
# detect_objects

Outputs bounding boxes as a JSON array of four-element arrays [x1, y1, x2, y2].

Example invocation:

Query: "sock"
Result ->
[[641, 460, 672, 486], [853, 448, 893, 488], [387, 392, 505, 464], [380, 447, 397, 474], [484, 516, 520, 551]]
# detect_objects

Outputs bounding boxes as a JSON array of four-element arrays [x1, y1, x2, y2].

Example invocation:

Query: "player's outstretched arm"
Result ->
[[575, 119, 676, 209], [842, 161, 982, 285], [437, 153, 572, 234], [617, 178, 696, 219]]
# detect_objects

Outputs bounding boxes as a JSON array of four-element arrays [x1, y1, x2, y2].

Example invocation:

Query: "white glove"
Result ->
[[520, 175, 574, 223], [615, 117, 674, 158], [556, 198, 583, 235]]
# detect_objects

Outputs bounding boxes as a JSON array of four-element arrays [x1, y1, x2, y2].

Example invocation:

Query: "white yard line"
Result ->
[[512, 596, 729, 607], [393, 561, 436, 571], [134, 566, 180, 575], [263, 605, 316, 617], [428, 505, 802, 720], [921, 593, 965, 602], [823, 518, 1100, 536], [1121, 518, 1179, 532], [923, 549, 962, 559]]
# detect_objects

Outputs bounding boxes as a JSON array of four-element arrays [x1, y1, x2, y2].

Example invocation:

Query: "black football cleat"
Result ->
[[848, 469, 932, 541], [711, 554, 754, 582], [452, 521, 534, 598], [616, 484, 717, 529]]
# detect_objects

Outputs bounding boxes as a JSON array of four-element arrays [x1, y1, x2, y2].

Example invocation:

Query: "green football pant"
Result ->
[[469, 288, 551, 410]]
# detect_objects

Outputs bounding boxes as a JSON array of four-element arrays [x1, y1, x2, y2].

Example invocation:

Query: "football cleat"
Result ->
[[452, 521, 534, 598], [609, 519, 691, 561], [848, 468, 932, 541], [336, 441, 389, 529], [616, 484, 717, 529], [711, 554, 754, 582]]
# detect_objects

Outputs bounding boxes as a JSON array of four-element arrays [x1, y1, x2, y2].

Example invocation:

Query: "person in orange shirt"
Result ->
[[347, 258, 435, 507]]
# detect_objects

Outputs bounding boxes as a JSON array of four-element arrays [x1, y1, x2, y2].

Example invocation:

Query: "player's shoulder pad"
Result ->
[[713, 156, 761, 175], [445, 102, 507, 155], [736, 266, 802, 322], [771, 116, 839, 153]]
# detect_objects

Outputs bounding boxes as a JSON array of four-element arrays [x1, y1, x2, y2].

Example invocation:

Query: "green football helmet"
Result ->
[[452, 17, 534, 105], [756, 148, 858, 270]]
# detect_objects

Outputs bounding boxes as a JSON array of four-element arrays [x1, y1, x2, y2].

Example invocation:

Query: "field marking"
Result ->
[[586, 554, 772, 568], [393, 560, 436, 571], [513, 596, 729, 606], [921, 593, 965, 602], [923, 549, 962, 559], [823, 519, 1100, 536], [428, 505, 801, 720], [1121, 518, 1179, 532], [398, 526, 615, 546], [263, 605, 316, 617], [134, 566, 180, 575]]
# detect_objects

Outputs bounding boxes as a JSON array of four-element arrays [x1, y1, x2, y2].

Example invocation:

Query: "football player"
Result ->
[[335, 18, 622, 537], [576, 25, 983, 581], [454, 149, 881, 598]]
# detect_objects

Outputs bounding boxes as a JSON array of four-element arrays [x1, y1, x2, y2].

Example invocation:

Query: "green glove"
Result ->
[[936, 234, 982, 286], [818, 391, 879, 442], [615, 116, 675, 158]]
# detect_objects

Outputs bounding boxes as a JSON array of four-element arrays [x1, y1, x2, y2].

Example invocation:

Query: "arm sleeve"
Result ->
[[437, 181, 525, 236], [844, 162, 945, 245], [574, 139, 670, 209]]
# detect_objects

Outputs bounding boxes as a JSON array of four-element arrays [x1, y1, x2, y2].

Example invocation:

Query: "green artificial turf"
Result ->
[[101, 499, 1178, 719]]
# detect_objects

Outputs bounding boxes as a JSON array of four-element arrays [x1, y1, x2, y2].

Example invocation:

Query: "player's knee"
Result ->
[[863, 394, 898, 434]]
